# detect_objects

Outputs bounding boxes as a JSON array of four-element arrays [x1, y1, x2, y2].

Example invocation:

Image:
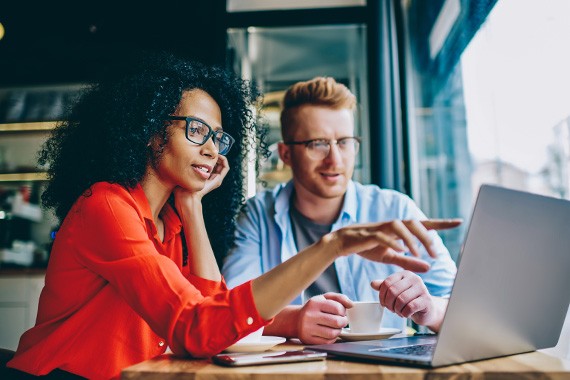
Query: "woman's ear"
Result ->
[[147, 135, 160, 151], [147, 132, 166, 162]]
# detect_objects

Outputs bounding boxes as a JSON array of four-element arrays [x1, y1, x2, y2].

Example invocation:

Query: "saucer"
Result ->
[[224, 336, 287, 353], [339, 327, 401, 342]]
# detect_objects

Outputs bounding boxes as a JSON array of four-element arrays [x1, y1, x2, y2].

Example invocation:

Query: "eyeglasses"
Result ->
[[284, 137, 361, 160], [168, 116, 235, 155]]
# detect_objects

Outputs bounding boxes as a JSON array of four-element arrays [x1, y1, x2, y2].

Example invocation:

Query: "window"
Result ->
[[400, 0, 570, 259]]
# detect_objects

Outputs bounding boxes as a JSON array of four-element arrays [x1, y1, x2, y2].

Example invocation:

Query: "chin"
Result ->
[[179, 181, 205, 193], [317, 187, 347, 199]]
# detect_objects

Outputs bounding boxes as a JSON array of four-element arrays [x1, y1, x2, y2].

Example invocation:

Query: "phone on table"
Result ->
[[212, 349, 327, 367]]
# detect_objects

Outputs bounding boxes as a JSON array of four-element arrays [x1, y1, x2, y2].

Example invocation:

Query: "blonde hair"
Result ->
[[280, 77, 356, 140]]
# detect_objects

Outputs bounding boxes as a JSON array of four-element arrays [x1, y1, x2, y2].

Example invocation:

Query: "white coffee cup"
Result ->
[[346, 301, 384, 333], [236, 327, 264, 344]]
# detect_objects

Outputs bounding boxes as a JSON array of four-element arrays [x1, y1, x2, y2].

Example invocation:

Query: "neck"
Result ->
[[292, 186, 345, 225], [140, 172, 173, 222]]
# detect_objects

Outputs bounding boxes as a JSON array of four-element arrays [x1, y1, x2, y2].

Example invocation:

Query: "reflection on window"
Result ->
[[401, 0, 570, 259]]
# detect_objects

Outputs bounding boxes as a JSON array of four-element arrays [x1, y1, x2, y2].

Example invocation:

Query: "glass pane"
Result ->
[[227, 24, 369, 195], [401, 0, 570, 260]]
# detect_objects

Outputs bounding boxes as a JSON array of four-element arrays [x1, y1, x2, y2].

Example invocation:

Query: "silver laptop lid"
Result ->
[[433, 184, 570, 366]]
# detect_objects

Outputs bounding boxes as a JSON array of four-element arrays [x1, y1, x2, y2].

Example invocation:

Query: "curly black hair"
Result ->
[[39, 50, 268, 264]]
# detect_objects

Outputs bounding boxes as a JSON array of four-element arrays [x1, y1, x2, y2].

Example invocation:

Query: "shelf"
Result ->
[[0, 172, 48, 182], [0, 121, 58, 132]]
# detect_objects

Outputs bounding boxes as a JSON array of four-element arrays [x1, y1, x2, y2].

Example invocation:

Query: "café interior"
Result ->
[[1, 0, 569, 378]]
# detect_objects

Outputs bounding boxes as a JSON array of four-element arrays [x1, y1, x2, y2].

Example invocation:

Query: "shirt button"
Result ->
[[247, 317, 254, 325], [158, 341, 165, 347]]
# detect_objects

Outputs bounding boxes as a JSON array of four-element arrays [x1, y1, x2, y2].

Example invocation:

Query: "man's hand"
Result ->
[[297, 292, 353, 344], [372, 271, 447, 331]]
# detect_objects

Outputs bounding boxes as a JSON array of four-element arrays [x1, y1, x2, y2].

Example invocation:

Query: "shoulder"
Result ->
[[81, 182, 134, 204], [244, 188, 272, 210], [73, 182, 138, 217], [239, 189, 275, 224], [244, 182, 289, 210]]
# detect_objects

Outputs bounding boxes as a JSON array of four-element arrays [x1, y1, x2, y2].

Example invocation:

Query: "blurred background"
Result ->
[[1, 0, 569, 353]]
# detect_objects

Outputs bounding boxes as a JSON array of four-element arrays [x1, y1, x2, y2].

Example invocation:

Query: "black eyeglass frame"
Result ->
[[168, 116, 235, 155]]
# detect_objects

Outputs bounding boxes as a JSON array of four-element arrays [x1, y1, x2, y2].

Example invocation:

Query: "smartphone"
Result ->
[[212, 349, 327, 367]]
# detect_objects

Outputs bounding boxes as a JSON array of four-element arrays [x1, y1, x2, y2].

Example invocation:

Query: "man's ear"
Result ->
[[277, 142, 292, 166]]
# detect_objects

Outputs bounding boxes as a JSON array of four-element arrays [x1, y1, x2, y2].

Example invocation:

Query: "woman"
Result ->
[[7, 52, 459, 379]]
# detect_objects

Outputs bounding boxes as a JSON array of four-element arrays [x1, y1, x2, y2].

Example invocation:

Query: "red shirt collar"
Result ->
[[128, 184, 182, 242]]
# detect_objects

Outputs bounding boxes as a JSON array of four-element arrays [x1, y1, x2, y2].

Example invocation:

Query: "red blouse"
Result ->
[[8, 182, 268, 379]]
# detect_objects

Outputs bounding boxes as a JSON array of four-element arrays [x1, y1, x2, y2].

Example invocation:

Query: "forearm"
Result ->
[[251, 235, 337, 320], [263, 305, 302, 338], [179, 198, 221, 281]]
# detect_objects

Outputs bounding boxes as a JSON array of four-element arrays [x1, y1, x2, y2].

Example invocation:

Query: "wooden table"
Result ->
[[122, 341, 570, 379]]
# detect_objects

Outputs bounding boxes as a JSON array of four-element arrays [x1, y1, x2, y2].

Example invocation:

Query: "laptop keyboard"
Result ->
[[370, 343, 435, 356]]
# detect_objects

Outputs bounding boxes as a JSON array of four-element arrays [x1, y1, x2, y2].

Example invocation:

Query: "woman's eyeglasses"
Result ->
[[284, 137, 361, 160], [168, 116, 235, 155]]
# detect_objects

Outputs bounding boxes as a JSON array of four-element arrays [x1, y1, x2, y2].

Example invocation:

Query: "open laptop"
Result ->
[[310, 184, 570, 367]]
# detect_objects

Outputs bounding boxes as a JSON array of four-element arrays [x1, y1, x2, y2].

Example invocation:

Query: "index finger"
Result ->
[[421, 219, 462, 230], [322, 292, 354, 309], [215, 155, 230, 174], [319, 298, 349, 316], [404, 220, 438, 258]]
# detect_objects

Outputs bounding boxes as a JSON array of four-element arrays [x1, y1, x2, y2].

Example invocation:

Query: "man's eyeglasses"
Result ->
[[168, 116, 235, 155], [284, 137, 361, 160]]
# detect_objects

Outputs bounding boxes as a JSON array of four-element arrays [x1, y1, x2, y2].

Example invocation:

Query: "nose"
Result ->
[[200, 135, 219, 157], [323, 141, 343, 163]]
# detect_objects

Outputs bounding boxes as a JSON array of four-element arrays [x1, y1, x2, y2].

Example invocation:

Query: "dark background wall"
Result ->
[[0, 1, 227, 86]]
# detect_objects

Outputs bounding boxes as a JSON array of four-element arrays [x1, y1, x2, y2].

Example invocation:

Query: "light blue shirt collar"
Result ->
[[274, 180, 358, 227]]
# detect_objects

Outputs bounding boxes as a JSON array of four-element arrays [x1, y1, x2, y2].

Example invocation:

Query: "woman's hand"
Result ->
[[175, 155, 230, 206], [171, 155, 229, 282], [325, 219, 462, 272], [198, 155, 230, 198], [174, 155, 229, 218]]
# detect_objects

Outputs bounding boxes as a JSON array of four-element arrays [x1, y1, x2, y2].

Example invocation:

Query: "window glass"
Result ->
[[401, 0, 570, 259]]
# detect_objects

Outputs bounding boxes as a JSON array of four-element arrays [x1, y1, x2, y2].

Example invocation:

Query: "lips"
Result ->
[[192, 165, 211, 174], [193, 164, 211, 174], [192, 163, 213, 180]]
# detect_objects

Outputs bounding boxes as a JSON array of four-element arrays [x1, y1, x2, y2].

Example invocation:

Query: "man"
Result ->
[[222, 77, 457, 344]]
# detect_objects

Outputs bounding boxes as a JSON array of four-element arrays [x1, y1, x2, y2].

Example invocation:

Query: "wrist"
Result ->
[[177, 197, 203, 220], [319, 230, 344, 259], [267, 306, 301, 338], [425, 297, 447, 332]]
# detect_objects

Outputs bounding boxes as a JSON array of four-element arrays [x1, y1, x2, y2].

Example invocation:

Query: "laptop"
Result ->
[[310, 184, 570, 367]]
